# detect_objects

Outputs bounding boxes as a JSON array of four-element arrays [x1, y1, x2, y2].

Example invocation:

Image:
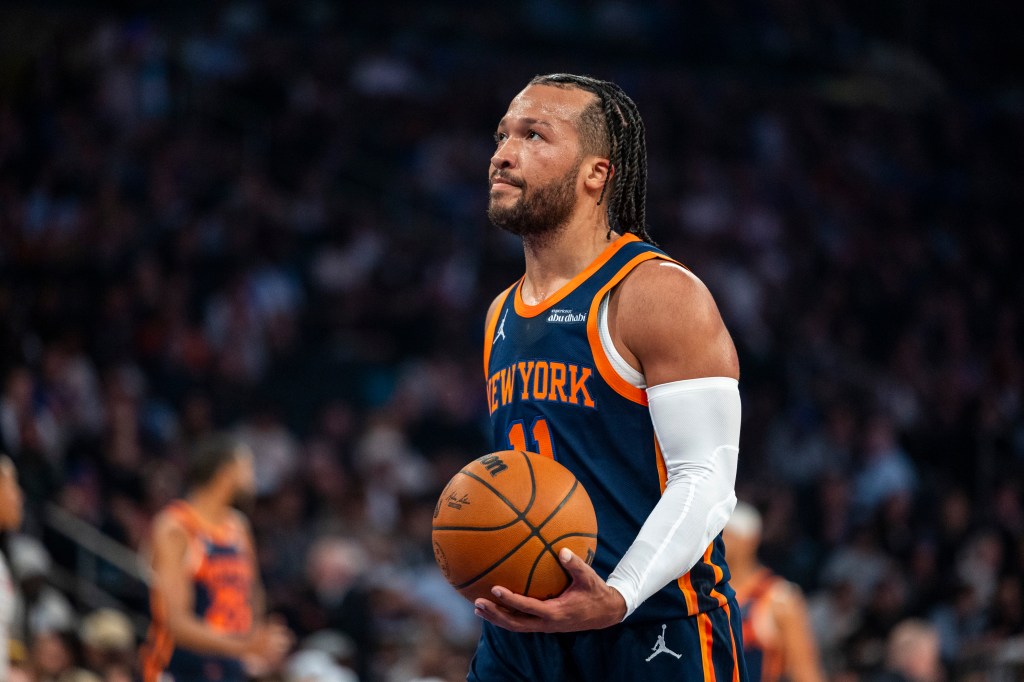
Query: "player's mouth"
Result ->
[[490, 174, 524, 190]]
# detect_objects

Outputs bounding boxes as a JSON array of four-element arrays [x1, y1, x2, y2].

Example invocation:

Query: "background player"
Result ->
[[140, 435, 291, 682], [724, 502, 825, 682], [473, 74, 746, 680]]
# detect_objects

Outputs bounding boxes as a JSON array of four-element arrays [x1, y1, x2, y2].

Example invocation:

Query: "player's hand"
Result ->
[[242, 615, 293, 673], [474, 548, 627, 632]]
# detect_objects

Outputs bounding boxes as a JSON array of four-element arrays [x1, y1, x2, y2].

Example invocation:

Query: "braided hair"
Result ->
[[528, 74, 654, 243]]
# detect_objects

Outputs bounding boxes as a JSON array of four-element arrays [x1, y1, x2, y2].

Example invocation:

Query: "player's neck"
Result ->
[[520, 219, 617, 305]]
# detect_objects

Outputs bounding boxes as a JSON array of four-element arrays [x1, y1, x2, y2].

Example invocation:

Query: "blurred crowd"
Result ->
[[0, 1, 1021, 680]]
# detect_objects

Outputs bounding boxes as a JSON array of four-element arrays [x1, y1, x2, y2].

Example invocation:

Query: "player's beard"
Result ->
[[488, 164, 578, 247]]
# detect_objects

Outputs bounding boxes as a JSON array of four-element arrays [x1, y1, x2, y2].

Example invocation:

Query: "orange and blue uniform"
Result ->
[[470, 234, 747, 681], [735, 569, 786, 682], [141, 500, 254, 682]]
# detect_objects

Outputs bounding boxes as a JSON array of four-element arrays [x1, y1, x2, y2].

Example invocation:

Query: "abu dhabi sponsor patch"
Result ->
[[546, 308, 586, 324]]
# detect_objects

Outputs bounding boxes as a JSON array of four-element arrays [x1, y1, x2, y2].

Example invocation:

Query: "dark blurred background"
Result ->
[[0, 1, 1021, 680]]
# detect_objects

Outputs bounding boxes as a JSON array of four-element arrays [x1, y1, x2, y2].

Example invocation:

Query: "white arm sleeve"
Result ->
[[605, 376, 740, 619]]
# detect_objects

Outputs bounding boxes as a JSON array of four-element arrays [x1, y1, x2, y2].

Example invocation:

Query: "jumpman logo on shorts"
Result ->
[[494, 309, 508, 343], [646, 624, 682, 662]]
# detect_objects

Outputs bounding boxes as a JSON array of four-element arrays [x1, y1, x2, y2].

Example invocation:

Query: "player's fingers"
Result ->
[[474, 595, 519, 616], [474, 598, 515, 627], [488, 586, 552, 617], [474, 598, 542, 632]]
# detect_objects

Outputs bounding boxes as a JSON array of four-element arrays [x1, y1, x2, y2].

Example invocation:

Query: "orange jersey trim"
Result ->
[[482, 285, 515, 380], [697, 610, 717, 682], [706, 542, 729, 609], [585, 251, 664, 405], [167, 500, 247, 549], [723, 602, 742, 682], [512, 233, 643, 318]]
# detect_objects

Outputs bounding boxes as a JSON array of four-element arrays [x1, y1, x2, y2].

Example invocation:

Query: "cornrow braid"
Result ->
[[529, 73, 654, 244]]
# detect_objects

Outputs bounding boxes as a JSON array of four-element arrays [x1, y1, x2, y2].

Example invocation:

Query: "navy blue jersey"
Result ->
[[483, 234, 735, 623]]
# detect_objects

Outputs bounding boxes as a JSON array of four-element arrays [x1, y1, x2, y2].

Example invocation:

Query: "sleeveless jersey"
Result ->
[[735, 568, 786, 682], [482, 234, 734, 623], [141, 500, 254, 682]]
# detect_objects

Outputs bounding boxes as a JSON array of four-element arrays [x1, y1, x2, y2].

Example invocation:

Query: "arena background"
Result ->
[[0, 1, 1021, 680]]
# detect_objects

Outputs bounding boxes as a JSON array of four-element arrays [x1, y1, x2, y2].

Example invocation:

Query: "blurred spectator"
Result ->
[[30, 630, 101, 682], [286, 647, 358, 682], [291, 535, 377, 681], [8, 535, 76, 637], [852, 415, 917, 521], [1, 455, 25, 681], [234, 404, 300, 497], [869, 619, 945, 682], [78, 608, 135, 681]]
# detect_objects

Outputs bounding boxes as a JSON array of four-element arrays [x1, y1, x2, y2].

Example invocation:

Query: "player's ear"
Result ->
[[583, 158, 612, 194]]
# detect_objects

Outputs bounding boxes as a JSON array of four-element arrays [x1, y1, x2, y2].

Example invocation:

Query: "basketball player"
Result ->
[[724, 502, 824, 682], [473, 74, 746, 680], [141, 436, 291, 681]]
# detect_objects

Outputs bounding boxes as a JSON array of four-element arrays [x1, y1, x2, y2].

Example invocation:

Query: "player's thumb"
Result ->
[[559, 548, 587, 578]]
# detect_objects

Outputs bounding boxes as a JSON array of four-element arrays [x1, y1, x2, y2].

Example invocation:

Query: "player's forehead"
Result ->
[[498, 84, 597, 130]]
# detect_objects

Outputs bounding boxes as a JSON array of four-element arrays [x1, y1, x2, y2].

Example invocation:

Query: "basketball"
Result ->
[[432, 450, 598, 603]]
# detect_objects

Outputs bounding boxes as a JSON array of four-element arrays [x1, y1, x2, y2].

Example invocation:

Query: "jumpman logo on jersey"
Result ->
[[646, 624, 682, 662], [494, 309, 508, 343]]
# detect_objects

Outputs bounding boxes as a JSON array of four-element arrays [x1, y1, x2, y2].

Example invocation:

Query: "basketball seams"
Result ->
[[458, 461, 537, 519], [451, 529, 540, 590], [518, 450, 538, 518], [523, 479, 582, 594], [432, 520, 524, 532]]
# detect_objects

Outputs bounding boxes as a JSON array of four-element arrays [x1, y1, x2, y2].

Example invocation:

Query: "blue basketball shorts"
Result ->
[[468, 599, 748, 682]]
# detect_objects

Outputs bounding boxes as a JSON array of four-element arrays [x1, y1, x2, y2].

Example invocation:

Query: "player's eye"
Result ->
[[494, 132, 507, 145], [526, 130, 543, 140]]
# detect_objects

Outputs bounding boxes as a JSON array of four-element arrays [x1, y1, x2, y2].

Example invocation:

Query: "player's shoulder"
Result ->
[[152, 505, 190, 544], [768, 577, 809, 613], [614, 255, 720, 325]]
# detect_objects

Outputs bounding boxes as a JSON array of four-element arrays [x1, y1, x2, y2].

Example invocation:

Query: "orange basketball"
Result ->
[[432, 450, 598, 603]]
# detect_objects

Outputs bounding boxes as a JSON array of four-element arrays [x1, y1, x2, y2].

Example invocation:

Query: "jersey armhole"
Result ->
[[482, 283, 516, 380]]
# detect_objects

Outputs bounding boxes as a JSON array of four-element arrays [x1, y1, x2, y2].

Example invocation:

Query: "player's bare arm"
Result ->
[[476, 260, 739, 632], [773, 582, 826, 682]]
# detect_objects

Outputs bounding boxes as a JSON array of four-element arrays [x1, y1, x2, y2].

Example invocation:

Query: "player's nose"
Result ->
[[490, 140, 518, 170]]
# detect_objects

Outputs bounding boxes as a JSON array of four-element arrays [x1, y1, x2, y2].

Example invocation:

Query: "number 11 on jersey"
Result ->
[[507, 418, 556, 459]]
